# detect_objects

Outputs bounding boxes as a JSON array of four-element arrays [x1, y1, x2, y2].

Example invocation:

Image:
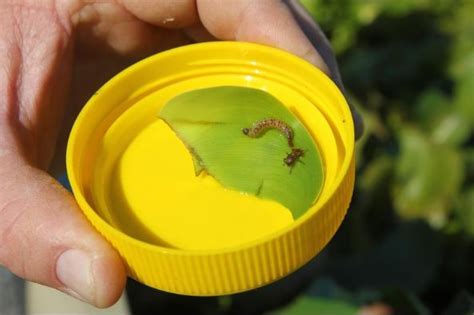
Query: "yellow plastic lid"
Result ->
[[66, 42, 355, 296]]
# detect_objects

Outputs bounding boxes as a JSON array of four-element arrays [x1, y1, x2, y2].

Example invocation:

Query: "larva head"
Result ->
[[242, 128, 250, 135]]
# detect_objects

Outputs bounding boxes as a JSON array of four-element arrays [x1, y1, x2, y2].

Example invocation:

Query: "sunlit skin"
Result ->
[[0, 0, 340, 308]]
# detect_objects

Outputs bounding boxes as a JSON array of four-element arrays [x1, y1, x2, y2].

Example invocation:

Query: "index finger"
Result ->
[[119, 0, 330, 74], [197, 0, 330, 74]]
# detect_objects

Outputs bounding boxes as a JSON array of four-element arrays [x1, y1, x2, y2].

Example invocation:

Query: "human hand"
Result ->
[[0, 0, 359, 308]]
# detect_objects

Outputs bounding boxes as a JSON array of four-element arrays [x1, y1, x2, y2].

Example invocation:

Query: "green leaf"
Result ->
[[393, 128, 464, 228], [159, 87, 323, 219], [272, 296, 358, 315]]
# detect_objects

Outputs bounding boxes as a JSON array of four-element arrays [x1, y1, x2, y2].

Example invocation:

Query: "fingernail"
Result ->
[[56, 249, 96, 304]]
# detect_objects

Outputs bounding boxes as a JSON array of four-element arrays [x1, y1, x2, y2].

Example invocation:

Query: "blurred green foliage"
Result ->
[[274, 0, 474, 314]]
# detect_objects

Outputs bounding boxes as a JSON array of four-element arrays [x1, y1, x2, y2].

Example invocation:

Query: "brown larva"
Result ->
[[242, 118, 294, 147]]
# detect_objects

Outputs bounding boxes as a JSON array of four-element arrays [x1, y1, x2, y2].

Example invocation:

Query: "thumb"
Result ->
[[0, 155, 126, 307]]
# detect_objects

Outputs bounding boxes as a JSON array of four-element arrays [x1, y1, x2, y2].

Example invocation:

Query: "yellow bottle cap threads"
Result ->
[[66, 42, 355, 296]]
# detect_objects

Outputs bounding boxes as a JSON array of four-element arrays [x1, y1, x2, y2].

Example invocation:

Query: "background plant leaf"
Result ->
[[393, 128, 464, 227]]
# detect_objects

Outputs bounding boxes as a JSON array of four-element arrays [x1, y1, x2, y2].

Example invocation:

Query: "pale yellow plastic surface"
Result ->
[[66, 42, 355, 296]]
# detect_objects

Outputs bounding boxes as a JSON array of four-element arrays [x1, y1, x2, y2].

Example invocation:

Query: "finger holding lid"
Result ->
[[196, 0, 330, 75], [114, 0, 330, 74]]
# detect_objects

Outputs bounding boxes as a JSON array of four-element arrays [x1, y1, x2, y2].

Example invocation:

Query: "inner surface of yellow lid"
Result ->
[[90, 74, 335, 251]]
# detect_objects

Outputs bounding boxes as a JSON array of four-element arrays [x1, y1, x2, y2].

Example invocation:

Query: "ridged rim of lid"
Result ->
[[66, 42, 355, 295]]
